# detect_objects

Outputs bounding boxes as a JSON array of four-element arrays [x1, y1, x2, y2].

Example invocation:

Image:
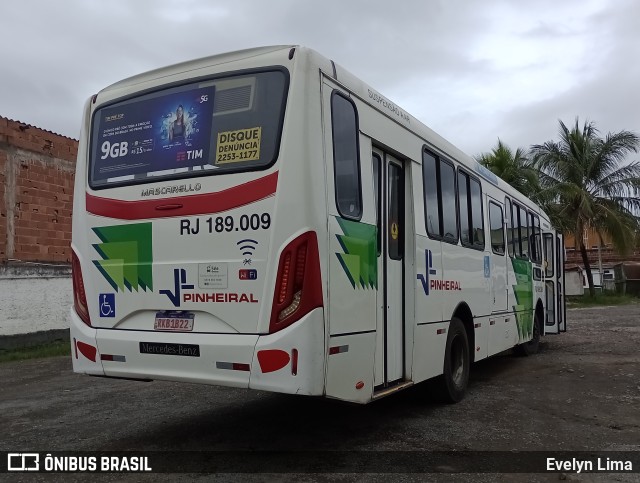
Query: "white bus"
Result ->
[[70, 45, 566, 404]]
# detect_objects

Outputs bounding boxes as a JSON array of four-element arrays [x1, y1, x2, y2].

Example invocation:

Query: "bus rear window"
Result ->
[[89, 69, 288, 189]]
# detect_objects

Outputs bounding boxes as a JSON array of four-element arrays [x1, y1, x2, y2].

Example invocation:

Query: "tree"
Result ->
[[476, 139, 540, 199], [531, 119, 640, 296]]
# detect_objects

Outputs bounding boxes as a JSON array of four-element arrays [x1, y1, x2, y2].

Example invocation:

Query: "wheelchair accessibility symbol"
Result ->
[[99, 293, 115, 317]]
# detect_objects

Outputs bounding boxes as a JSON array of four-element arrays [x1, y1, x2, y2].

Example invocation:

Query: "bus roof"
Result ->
[[95, 44, 548, 221]]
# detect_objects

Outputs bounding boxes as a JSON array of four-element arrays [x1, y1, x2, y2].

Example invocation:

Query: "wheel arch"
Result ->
[[451, 301, 475, 363]]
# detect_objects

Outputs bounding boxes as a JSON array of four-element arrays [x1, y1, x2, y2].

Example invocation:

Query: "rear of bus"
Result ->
[[70, 46, 328, 396]]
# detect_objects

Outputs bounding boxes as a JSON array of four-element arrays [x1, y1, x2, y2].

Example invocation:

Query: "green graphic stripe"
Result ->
[[335, 217, 377, 289], [511, 258, 533, 340], [92, 223, 153, 292]]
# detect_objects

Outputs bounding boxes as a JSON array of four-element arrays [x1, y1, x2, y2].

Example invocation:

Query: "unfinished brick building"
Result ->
[[0, 116, 78, 265]]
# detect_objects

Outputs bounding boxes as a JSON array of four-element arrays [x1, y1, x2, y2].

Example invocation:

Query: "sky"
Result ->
[[1, 0, 638, 158]]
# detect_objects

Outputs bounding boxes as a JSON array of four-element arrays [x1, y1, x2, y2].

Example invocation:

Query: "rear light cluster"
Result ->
[[269, 231, 323, 333], [72, 250, 91, 326]]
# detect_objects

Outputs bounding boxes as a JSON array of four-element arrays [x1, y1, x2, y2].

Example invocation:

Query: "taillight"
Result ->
[[72, 250, 91, 326], [269, 231, 323, 333]]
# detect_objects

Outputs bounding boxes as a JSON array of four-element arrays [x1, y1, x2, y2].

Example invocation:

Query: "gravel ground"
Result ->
[[1, 304, 638, 482]]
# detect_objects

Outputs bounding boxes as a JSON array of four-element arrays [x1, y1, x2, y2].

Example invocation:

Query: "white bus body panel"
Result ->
[[70, 46, 561, 403]]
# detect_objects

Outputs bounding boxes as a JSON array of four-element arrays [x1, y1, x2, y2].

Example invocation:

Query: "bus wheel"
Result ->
[[435, 317, 470, 403], [515, 312, 541, 356]]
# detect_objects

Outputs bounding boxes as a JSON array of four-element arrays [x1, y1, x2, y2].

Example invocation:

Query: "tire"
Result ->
[[515, 311, 541, 356], [434, 317, 470, 403]]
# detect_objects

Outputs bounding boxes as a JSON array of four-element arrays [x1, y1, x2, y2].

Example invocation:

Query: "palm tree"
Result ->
[[531, 119, 640, 296], [476, 139, 540, 199]]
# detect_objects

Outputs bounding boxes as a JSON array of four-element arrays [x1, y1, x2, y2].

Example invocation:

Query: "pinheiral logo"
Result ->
[[417, 249, 462, 295]]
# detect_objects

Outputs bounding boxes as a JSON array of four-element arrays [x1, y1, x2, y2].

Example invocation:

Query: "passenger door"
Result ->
[[543, 231, 566, 334], [488, 198, 508, 313], [373, 148, 405, 386]]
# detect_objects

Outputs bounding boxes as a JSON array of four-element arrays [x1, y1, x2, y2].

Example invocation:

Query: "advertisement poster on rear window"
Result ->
[[92, 85, 216, 183]]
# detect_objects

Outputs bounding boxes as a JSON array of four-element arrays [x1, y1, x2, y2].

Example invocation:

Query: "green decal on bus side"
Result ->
[[511, 258, 534, 340], [92, 223, 153, 292], [335, 217, 377, 289]]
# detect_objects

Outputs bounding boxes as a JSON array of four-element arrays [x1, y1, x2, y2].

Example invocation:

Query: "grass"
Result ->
[[0, 339, 70, 363], [567, 292, 638, 307]]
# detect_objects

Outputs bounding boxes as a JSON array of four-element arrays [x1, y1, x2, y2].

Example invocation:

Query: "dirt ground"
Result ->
[[0, 304, 638, 482]]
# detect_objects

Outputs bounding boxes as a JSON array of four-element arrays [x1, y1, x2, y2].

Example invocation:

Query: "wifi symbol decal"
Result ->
[[237, 239, 258, 257]]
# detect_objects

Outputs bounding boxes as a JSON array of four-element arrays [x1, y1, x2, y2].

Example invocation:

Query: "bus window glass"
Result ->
[[458, 172, 470, 245], [90, 70, 288, 189], [506, 198, 514, 257], [544, 233, 554, 277], [519, 205, 529, 259], [440, 160, 458, 241], [423, 151, 440, 237], [489, 202, 505, 255], [372, 153, 381, 256], [470, 178, 484, 248], [388, 163, 403, 260], [512, 202, 521, 257], [331, 93, 362, 219], [531, 213, 542, 264]]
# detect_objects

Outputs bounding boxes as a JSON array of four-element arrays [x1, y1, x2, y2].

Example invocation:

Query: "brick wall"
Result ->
[[0, 116, 78, 263], [566, 247, 640, 267]]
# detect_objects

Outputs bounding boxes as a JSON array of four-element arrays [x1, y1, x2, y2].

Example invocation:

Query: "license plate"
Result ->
[[139, 342, 200, 357], [154, 311, 194, 332]]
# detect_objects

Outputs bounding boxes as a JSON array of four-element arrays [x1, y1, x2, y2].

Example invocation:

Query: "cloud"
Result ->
[[0, 0, 637, 162]]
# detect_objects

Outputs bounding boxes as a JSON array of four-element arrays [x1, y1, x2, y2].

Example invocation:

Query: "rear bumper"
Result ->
[[70, 307, 325, 394]]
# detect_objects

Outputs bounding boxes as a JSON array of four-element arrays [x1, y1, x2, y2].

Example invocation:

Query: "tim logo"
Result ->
[[417, 249, 437, 296], [176, 151, 187, 162], [160, 269, 194, 307]]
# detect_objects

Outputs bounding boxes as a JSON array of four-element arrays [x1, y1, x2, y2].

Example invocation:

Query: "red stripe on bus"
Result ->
[[86, 171, 279, 220]]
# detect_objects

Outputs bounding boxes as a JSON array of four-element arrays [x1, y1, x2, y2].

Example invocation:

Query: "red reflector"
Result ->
[[356, 381, 365, 390], [101, 354, 114, 361], [474, 323, 481, 328], [232, 363, 250, 372], [76, 340, 97, 362], [257, 349, 290, 373], [329, 345, 348, 355], [291, 349, 298, 376], [437, 328, 447, 335]]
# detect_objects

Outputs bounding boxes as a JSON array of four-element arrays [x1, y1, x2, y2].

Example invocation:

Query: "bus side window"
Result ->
[[331, 92, 362, 220], [422, 149, 457, 243], [469, 177, 484, 248], [505, 197, 514, 257], [530, 213, 542, 264], [440, 160, 458, 242], [458, 172, 469, 244], [489, 202, 505, 255], [423, 150, 441, 237], [458, 171, 484, 249], [519, 205, 529, 259], [372, 153, 381, 256], [511, 201, 521, 257]]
